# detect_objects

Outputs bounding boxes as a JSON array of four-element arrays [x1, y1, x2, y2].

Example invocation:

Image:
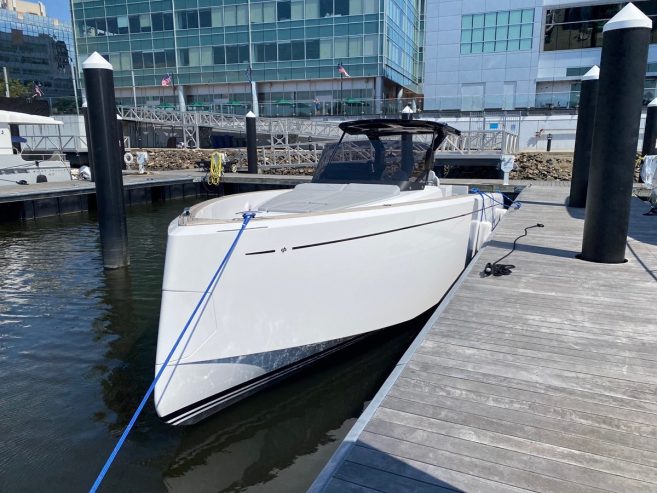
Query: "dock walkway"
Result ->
[[310, 184, 657, 493]]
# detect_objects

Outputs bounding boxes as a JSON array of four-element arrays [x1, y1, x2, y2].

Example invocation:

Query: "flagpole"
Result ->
[[3, 67, 9, 97], [131, 70, 137, 107], [340, 61, 343, 115]]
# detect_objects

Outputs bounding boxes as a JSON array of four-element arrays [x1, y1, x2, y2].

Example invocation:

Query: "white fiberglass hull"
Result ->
[[0, 155, 72, 186], [155, 188, 497, 425]]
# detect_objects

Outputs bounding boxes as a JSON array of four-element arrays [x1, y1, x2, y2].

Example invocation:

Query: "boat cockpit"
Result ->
[[312, 119, 460, 191]]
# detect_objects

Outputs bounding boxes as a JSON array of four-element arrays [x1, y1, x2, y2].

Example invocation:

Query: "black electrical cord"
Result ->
[[483, 223, 544, 277]]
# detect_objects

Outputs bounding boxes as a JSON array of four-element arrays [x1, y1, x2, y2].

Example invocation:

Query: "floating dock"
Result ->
[[0, 170, 310, 220], [310, 183, 657, 493]]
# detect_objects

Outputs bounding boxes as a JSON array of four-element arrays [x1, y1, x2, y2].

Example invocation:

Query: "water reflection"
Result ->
[[0, 199, 429, 493], [164, 315, 428, 493]]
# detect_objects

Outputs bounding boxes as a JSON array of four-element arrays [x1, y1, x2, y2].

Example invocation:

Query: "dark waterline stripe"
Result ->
[[292, 209, 474, 251]]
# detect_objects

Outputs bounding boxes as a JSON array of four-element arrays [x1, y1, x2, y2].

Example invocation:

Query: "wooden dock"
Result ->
[[310, 184, 657, 493]]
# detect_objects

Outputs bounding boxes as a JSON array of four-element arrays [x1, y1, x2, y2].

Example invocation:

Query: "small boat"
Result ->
[[0, 110, 72, 186], [154, 119, 505, 425]]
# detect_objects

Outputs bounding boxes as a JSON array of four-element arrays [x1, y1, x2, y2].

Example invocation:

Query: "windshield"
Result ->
[[312, 138, 432, 190]]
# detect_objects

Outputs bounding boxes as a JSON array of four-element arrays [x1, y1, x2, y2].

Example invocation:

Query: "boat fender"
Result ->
[[494, 207, 507, 224], [476, 221, 493, 251], [123, 152, 134, 166], [79, 165, 92, 181], [467, 220, 480, 259]]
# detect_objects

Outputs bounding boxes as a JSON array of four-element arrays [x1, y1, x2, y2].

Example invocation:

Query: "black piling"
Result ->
[[642, 98, 657, 156], [401, 105, 414, 174], [246, 111, 257, 174], [580, 4, 651, 264], [82, 52, 130, 269], [569, 65, 599, 208]]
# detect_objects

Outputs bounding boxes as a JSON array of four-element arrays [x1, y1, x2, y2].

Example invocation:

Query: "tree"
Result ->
[[0, 79, 31, 98]]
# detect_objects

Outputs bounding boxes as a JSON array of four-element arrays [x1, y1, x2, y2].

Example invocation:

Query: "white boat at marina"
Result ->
[[154, 119, 505, 425], [0, 110, 72, 186]]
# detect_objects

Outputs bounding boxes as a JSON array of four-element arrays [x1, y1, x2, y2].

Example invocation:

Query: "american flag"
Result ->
[[33, 83, 43, 97], [161, 74, 172, 87], [337, 63, 350, 78]]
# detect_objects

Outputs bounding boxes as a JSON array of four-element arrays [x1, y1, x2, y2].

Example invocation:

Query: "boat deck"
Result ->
[[310, 183, 657, 493]]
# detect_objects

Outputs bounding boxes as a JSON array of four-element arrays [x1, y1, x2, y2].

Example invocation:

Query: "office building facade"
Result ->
[[423, 1, 657, 111], [0, 3, 75, 98], [72, 0, 424, 115]]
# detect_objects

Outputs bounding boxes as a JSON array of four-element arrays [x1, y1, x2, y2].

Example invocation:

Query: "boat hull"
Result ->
[[155, 194, 479, 424]]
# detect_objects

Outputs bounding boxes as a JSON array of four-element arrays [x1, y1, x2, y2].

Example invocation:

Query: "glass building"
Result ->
[[423, 0, 657, 111], [0, 8, 75, 98], [71, 0, 424, 115]]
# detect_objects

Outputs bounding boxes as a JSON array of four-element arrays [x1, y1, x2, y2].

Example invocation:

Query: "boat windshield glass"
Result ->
[[312, 137, 431, 190]]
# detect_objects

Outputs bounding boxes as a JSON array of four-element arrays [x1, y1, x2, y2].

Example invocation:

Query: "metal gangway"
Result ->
[[116, 105, 520, 155], [117, 105, 342, 148]]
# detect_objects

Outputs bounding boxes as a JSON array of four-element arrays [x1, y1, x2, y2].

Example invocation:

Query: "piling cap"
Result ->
[[582, 65, 600, 81], [246, 111, 256, 118], [402, 105, 414, 114], [604, 3, 652, 32], [649, 98, 657, 108], [82, 52, 114, 71]]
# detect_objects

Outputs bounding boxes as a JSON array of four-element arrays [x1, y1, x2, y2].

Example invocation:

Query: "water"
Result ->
[[0, 200, 426, 493]]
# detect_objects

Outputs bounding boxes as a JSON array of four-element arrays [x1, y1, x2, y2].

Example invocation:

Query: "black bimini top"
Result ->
[[338, 119, 461, 138]]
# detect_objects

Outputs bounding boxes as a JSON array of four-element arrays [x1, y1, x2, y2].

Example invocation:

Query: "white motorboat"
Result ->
[[155, 119, 505, 425], [0, 110, 72, 186]]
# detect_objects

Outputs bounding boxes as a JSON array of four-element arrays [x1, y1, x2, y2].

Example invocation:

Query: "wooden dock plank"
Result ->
[[310, 185, 657, 493]]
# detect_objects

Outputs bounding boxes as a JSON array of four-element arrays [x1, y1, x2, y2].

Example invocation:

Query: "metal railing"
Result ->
[[438, 130, 519, 155], [23, 134, 88, 153]]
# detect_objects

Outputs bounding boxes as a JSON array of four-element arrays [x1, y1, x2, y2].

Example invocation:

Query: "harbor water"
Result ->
[[0, 199, 427, 492]]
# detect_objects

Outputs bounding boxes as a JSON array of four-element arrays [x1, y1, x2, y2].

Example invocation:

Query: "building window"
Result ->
[[461, 9, 534, 54], [213, 46, 225, 64], [132, 51, 143, 69], [319, 0, 333, 17], [278, 1, 291, 21], [306, 39, 319, 59], [199, 10, 211, 28]]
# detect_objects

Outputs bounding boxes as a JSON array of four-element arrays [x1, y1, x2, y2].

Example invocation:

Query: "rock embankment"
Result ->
[[510, 152, 643, 182], [130, 148, 644, 182], [510, 152, 573, 181], [126, 148, 244, 170]]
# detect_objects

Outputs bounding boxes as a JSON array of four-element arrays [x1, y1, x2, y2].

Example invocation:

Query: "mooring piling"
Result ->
[[246, 111, 257, 174], [569, 65, 599, 208], [642, 97, 657, 156], [82, 52, 130, 269], [580, 3, 651, 264]]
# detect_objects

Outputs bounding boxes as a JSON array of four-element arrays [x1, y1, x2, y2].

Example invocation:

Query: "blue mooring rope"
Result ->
[[89, 211, 256, 493], [470, 187, 521, 210]]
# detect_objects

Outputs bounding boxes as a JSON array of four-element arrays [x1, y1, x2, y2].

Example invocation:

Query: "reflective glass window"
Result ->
[[305, 0, 319, 18], [199, 9, 211, 28], [319, 0, 332, 17], [151, 13, 163, 31], [461, 8, 533, 54], [350, 0, 362, 15], [306, 39, 319, 58], [132, 51, 143, 69], [320, 38, 332, 58], [278, 1, 291, 21], [291, 0, 304, 19], [237, 5, 248, 24], [291, 40, 304, 59], [212, 8, 223, 26], [154, 51, 166, 68], [164, 13, 173, 30], [263, 3, 276, 22], [334, 37, 347, 57], [279, 42, 291, 60], [213, 46, 225, 64]]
